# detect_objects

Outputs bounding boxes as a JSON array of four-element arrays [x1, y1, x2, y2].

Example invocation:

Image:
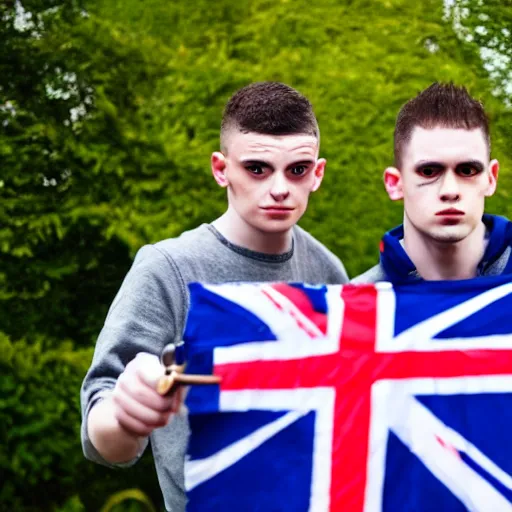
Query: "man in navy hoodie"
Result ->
[[354, 82, 512, 284]]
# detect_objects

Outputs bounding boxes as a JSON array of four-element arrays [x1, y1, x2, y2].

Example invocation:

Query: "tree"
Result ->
[[1, 2, 168, 509], [444, 0, 512, 102], [444, 0, 512, 208]]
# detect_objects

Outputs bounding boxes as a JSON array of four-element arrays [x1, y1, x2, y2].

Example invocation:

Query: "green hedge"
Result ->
[[0, 332, 162, 511]]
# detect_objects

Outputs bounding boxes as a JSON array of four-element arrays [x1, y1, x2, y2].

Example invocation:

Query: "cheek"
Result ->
[[230, 176, 258, 197], [478, 179, 491, 197], [293, 184, 312, 207], [404, 182, 432, 204], [465, 183, 487, 211], [462, 176, 488, 196], [403, 184, 435, 219]]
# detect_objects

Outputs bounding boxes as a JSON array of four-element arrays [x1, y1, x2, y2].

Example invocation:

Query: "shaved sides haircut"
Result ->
[[394, 82, 490, 167], [220, 81, 319, 152]]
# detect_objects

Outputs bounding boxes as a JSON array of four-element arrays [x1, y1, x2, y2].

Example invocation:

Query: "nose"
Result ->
[[439, 170, 461, 202], [269, 172, 290, 202]]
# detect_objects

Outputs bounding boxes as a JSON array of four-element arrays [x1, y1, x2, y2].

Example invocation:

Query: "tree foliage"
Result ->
[[445, 0, 512, 101], [2, 0, 512, 509]]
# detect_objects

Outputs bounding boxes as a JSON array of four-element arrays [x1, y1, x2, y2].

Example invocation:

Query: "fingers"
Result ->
[[114, 408, 154, 438], [112, 352, 183, 437], [113, 389, 172, 437], [117, 367, 174, 412]]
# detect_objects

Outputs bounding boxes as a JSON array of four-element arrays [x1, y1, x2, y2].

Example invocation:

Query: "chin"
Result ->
[[427, 226, 471, 244], [253, 220, 295, 235], [260, 224, 294, 234]]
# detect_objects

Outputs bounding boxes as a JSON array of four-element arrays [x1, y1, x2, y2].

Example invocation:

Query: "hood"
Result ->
[[379, 214, 512, 283]]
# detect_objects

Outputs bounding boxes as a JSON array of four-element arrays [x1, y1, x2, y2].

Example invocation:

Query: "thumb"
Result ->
[[135, 352, 165, 389]]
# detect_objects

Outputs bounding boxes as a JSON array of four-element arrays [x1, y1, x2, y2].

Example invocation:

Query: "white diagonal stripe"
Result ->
[[386, 282, 512, 351], [203, 283, 315, 343], [205, 283, 341, 365], [262, 285, 325, 338], [185, 410, 307, 491], [389, 392, 512, 511], [219, 388, 335, 511]]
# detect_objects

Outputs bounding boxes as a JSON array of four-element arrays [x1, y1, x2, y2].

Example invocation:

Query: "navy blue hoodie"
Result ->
[[354, 214, 512, 284]]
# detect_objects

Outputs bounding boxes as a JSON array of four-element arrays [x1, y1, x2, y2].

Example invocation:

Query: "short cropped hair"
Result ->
[[394, 82, 490, 167], [220, 82, 319, 152]]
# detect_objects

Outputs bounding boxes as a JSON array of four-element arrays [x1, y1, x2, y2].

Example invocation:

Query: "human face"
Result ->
[[384, 126, 498, 244], [211, 130, 325, 235]]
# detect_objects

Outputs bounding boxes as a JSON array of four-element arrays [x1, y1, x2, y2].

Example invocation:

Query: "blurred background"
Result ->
[[1, 0, 511, 510]]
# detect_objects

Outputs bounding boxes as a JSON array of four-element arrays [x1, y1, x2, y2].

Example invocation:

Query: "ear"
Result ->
[[485, 159, 499, 197], [311, 158, 326, 192], [383, 167, 403, 201], [211, 152, 229, 188]]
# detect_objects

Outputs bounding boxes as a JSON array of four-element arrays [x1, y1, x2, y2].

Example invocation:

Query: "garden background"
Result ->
[[2, 0, 512, 510]]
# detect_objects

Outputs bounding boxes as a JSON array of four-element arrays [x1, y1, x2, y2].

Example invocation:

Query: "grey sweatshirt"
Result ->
[[81, 223, 348, 512]]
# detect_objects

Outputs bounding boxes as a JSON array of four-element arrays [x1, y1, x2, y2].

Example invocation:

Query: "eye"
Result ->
[[417, 167, 440, 178], [289, 165, 308, 177], [246, 165, 265, 175], [457, 165, 479, 177]]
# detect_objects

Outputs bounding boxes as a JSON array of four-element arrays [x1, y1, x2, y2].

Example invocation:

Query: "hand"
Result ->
[[112, 352, 183, 437]]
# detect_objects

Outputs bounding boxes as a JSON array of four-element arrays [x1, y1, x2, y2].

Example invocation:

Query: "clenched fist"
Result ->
[[112, 353, 183, 437]]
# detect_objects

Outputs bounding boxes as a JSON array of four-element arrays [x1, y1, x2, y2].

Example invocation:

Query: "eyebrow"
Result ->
[[240, 159, 316, 167], [414, 160, 485, 171], [240, 159, 272, 167], [287, 159, 316, 167], [457, 160, 485, 172], [414, 161, 444, 169]]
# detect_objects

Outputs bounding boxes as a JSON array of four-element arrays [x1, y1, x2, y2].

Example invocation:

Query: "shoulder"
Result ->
[[351, 263, 387, 284], [293, 225, 349, 283], [152, 224, 211, 258], [141, 224, 217, 270], [105, 229, 215, 327], [292, 225, 336, 257], [125, 225, 213, 289], [484, 246, 512, 276]]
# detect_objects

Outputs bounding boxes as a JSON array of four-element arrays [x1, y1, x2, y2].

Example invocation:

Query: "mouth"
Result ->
[[435, 208, 464, 216], [260, 207, 295, 213]]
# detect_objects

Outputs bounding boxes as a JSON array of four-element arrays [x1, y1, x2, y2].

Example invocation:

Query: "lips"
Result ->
[[435, 208, 464, 225], [435, 208, 464, 216], [260, 207, 294, 212]]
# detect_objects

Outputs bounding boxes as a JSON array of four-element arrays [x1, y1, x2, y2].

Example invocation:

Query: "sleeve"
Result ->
[[80, 244, 187, 467]]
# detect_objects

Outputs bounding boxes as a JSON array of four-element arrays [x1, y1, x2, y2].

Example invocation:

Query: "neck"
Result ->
[[212, 208, 293, 255], [403, 220, 487, 281]]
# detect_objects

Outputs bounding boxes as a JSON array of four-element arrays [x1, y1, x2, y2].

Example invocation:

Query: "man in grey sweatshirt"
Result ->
[[81, 81, 349, 512]]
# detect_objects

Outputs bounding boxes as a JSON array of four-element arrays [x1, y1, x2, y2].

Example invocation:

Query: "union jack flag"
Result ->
[[182, 278, 512, 511]]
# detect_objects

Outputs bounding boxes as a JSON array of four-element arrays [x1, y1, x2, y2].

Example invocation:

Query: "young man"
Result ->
[[81, 81, 348, 511], [354, 82, 512, 284]]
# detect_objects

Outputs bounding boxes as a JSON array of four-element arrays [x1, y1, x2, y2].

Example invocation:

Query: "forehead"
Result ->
[[403, 126, 489, 166], [225, 130, 319, 160]]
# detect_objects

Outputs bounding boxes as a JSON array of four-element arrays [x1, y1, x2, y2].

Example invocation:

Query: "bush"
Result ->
[[0, 332, 163, 511]]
